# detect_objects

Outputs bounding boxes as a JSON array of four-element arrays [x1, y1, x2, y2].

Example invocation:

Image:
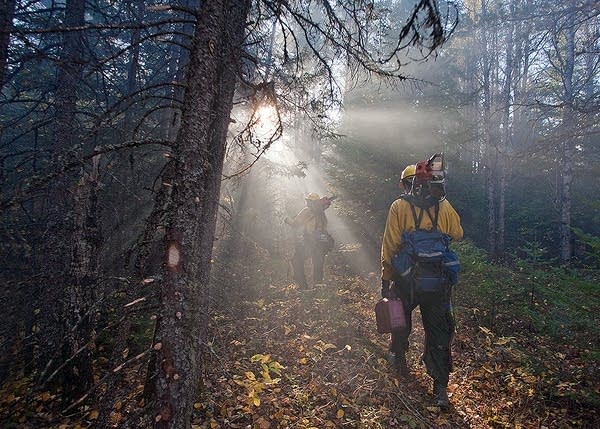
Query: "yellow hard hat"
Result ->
[[305, 192, 321, 201], [401, 164, 416, 180]]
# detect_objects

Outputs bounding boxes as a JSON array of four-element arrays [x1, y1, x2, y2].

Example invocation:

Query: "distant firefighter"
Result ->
[[285, 193, 335, 289]]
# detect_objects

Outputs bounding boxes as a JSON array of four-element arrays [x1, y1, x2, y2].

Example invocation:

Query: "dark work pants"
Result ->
[[390, 287, 455, 386], [292, 241, 324, 287]]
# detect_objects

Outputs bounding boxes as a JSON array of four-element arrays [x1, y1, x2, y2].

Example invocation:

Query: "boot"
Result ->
[[433, 381, 450, 408], [394, 353, 410, 377]]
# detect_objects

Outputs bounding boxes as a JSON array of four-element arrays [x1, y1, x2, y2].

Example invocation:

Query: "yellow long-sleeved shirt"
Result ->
[[381, 198, 463, 280], [287, 207, 327, 233]]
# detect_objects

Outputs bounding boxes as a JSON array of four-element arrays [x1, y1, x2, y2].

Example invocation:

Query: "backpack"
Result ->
[[313, 230, 334, 254], [390, 197, 460, 293]]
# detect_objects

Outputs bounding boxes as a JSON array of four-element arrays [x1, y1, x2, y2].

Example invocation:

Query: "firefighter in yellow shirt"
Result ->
[[381, 161, 463, 408], [285, 193, 333, 289]]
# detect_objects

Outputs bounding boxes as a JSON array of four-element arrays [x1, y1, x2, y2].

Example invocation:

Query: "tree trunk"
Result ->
[[481, 0, 497, 258], [498, 0, 516, 257], [62, 160, 101, 399], [40, 0, 98, 401], [0, 0, 16, 88], [151, 1, 251, 428], [560, 0, 576, 265]]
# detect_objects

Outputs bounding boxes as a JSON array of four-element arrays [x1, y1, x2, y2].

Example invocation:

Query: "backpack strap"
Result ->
[[404, 195, 439, 231], [423, 202, 440, 231], [409, 202, 424, 229]]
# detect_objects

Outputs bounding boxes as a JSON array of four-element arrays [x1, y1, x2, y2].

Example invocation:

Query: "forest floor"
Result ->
[[189, 242, 599, 429], [1, 205, 598, 429]]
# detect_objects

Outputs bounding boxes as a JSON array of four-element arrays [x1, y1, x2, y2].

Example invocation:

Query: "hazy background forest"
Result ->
[[0, 0, 599, 428]]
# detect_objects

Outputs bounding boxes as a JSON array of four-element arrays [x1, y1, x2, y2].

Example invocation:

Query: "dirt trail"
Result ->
[[197, 241, 480, 429]]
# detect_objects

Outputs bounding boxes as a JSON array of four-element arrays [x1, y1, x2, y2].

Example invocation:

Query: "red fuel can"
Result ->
[[375, 298, 406, 334]]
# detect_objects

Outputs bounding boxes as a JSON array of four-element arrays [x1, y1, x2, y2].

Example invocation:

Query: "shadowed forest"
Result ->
[[0, 0, 599, 428]]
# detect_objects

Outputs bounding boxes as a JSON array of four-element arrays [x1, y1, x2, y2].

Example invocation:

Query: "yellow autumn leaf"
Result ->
[[193, 402, 202, 410], [337, 409, 345, 418], [88, 409, 99, 420], [261, 369, 272, 383], [269, 361, 285, 372], [251, 353, 271, 363], [299, 357, 308, 365], [245, 371, 256, 380]]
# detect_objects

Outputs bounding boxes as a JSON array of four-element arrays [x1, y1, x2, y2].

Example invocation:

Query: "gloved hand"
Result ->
[[381, 279, 391, 299]]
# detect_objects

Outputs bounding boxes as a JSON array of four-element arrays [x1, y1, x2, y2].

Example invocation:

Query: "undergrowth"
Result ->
[[456, 240, 600, 356]]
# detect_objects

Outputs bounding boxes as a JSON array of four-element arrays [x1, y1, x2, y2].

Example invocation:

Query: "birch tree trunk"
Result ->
[[151, 1, 251, 428], [498, 0, 516, 257], [560, 0, 576, 265]]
